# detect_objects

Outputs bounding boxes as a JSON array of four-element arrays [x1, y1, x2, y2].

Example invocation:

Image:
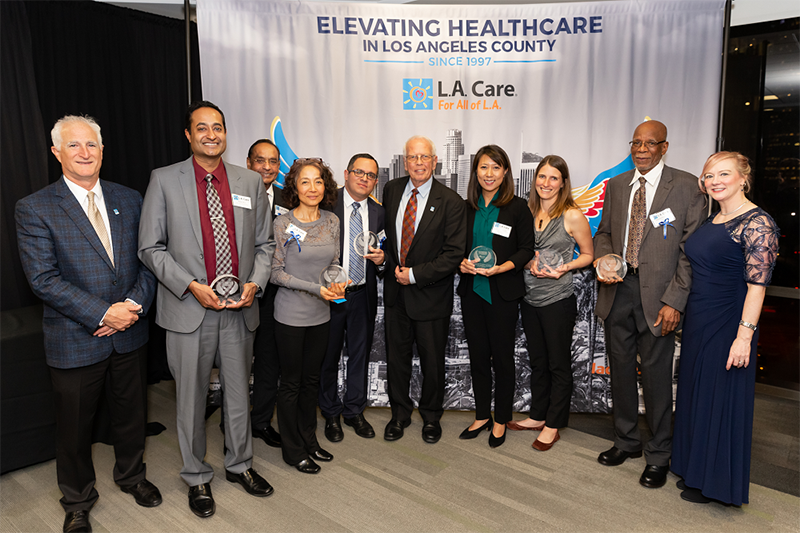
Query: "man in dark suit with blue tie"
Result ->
[[319, 154, 385, 442], [15, 115, 160, 533], [382, 136, 467, 444]]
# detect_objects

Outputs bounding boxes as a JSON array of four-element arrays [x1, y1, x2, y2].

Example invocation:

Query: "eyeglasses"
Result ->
[[405, 154, 433, 163], [251, 157, 279, 166], [349, 168, 378, 181], [629, 140, 666, 149]]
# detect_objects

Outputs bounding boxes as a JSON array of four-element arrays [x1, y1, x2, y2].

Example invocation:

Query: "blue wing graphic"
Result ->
[[270, 116, 299, 190]]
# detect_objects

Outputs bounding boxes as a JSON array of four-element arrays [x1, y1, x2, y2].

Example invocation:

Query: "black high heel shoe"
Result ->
[[489, 424, 506, 448], [459, 417, 493, 439]]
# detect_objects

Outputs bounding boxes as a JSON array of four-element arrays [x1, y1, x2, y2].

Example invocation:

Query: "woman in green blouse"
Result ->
[[456, 145, 535, 448]]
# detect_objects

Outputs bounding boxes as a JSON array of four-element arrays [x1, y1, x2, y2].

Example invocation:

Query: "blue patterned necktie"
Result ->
[[349, 202, 364, 285]]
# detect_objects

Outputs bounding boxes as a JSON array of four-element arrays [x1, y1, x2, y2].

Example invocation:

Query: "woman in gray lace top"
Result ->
[[270, 158, 342, 474]]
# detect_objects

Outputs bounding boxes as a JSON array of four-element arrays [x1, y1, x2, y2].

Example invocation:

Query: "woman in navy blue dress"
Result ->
[[671, 152, 779, 506]]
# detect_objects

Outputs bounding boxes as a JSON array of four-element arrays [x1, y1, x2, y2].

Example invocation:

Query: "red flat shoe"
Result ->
[[507, 420, 545, 431], [532, 430, 560, 451]]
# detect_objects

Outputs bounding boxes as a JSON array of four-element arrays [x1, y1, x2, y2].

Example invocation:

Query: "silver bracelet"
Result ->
[[739, 320, 757, 331]]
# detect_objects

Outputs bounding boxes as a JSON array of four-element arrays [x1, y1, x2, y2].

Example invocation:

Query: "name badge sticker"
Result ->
[[649, 208, 676, 228], [231, 194, 252, 209], [491, 222, 512, 238], [285, 223, 308, 242], [275, 205, 290, 216], [377, 229, 387, 247]]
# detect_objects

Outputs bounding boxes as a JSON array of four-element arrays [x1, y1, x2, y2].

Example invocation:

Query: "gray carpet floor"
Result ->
[[1, 380, 798, 533]]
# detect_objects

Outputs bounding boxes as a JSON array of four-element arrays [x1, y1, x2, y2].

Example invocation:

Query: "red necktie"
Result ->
[[400, 188, 418, 267]]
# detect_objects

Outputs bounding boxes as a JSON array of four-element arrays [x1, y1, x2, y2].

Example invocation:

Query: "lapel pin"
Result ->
[[113, 209, 119, 215], [429, 206, 435, 212]]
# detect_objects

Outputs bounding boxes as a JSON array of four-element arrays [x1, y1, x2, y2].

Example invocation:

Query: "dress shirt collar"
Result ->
[[404, 176, 433, 199], [63, 175, 104, 205], [631, 159, 665, 187], [343, 187, 367, 210], [192, 156, 227, 185]]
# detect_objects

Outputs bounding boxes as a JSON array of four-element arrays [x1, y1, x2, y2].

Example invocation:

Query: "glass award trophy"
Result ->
[[211, 274, 241, 305], [595, 254, 627, 281], [469, 245, 497, 269], [353, 231, 378, 257], [537, 249, 564, 272], [319, 265, 349, 299]]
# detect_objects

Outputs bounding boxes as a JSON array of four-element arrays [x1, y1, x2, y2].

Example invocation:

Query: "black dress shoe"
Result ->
[[63, 510, 91, 533], [597, 446, 643, 466], [639, 464, 669, 488], [489, 425, 506, 448], [459, 418, 493, 439], [311, 448, 334, 462], [676, 478, 686, 490], [253, 425, 282, 448], [120, 479, 162, 507], [226, 468, 274, 497], [324, 416, 344, 442], [680, 488, 711, 503], [422, 421, 442, 444], [384, 418, 411, 441], [344, 413, 376, 438], [294, 458, 321, 474], [188, 483, 215, 518]]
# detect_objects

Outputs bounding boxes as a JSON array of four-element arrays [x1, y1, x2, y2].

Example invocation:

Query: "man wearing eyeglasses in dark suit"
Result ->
[[381, 136, 466, 444], [319, 154, 385, 442], [593, 120, 704, 489]]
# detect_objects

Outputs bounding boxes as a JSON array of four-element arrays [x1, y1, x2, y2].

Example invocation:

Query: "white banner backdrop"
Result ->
[[197, 0, 724, 413]]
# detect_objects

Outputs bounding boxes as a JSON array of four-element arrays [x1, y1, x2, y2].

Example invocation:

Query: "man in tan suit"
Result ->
[[593, 120, 705, 488]]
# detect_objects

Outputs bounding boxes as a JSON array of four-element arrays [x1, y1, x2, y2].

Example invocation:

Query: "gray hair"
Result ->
[[403, 135, 437, 157], [51, 115, 103, 147]]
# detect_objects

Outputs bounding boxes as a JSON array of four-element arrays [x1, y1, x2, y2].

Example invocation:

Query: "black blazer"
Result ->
[[383, 177, 467, 321], [331, 191, 385, 319], [457, 195, 534, 302]]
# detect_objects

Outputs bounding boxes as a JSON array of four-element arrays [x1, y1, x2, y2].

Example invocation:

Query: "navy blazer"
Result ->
[[383, 177, 467, 321], [457, 195, 535, 302], [15, 177, 156, 369], [331, 191, 386, 319]]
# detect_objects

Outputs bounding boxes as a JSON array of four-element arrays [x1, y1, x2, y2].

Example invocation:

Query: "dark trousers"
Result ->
[[522, 295, 577, 429], [275, 321, 329, 465], [49, 345, 147, 512], [385, 287, 449, 423], [461, 284, 519, 424], [251, 284, 280, 430], [319, 287, 374, 419], [604, 274, 675, 466]]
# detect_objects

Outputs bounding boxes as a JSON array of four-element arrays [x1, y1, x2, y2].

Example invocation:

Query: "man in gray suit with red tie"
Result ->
[[593, 120, 705, 489], [138, 102, 275, 518], [319, 153, 385, 442], [16, 115, 160, 533], [382, 136, 467, 444]]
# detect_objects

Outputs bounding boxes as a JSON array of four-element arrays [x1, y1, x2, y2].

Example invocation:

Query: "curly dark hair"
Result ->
[[282, 158, 338, 209]]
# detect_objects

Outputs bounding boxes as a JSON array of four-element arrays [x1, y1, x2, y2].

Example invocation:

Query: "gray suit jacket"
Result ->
[[594, 165, 705, 336], [138, 156, 275, 334]]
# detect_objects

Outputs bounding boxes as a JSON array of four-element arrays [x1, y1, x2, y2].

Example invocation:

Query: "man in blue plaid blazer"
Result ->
[[15, 115, 160, 533]]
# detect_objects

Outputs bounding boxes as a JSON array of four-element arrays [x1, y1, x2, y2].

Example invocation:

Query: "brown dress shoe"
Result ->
[[532, 430, 560, 451], [507, 420, 545, 431]]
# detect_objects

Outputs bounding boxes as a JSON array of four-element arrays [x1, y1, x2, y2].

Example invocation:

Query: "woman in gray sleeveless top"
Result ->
[[507, 155, 594, 451]]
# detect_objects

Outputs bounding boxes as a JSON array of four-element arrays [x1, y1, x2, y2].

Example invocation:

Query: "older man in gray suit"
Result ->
[[139, 101, 275, 517], [593, 120, 704, 489]]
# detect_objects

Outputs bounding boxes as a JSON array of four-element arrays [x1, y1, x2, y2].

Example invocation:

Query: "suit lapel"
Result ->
[[411, 180, 440, 253], [226, 163, 244, 253], [368, 197, 378, 234], [335, 193, 345, 258], [104, 182, 122, 273], [643, 167, 673, 243], [56, 179, 115, 271], [179, 157, 204, 251], [386, 178, 407, 262]]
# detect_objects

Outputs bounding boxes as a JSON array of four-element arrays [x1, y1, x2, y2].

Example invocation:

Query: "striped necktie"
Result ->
[[349, 202, 364, 285], [87, 191, 114, 266]]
